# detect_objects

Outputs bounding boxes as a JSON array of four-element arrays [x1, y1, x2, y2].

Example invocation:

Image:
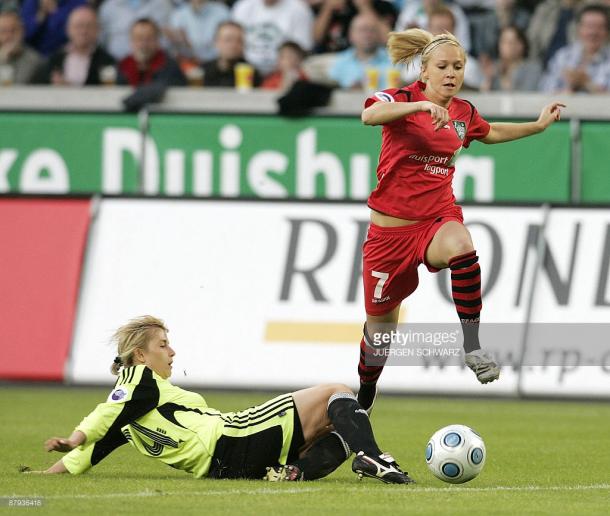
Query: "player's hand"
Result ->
[[419, 101, 450, 131], [537, 102, 566, 129], [44, 437, 75, 453]]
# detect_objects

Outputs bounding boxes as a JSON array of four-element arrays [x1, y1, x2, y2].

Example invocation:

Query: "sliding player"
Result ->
[[30, 316, 413, 484], [357, 28, 565, 410]]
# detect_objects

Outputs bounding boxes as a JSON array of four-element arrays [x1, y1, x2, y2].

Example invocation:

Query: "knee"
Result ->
[[325, 383, 353, 396], [447, 238, 474, 260]]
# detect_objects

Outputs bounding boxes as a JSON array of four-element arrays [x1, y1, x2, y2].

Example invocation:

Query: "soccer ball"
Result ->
[[425, 424, 486, 484]]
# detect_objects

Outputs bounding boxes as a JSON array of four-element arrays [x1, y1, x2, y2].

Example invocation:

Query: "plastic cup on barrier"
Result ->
[[186, 66, 204, 87], [99, 65, 117, 86], [387, 68, 401, 89], [0, 65, 14, 86], [234, 62, 254, 92], [365, 67, 379, 93]]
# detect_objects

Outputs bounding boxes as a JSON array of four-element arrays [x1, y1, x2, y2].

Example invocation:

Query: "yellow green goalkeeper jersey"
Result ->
[[62, 365, 295, 478]]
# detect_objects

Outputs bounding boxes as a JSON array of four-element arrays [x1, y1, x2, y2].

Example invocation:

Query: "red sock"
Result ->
[[449, 251, 482, 353]]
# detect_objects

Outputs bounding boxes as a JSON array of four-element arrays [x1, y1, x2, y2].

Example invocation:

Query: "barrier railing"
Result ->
[[1, 87, 609, 203]]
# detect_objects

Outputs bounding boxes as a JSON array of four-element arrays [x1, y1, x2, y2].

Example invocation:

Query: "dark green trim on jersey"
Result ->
[[131, 421, 180, 448], [229, 395, 293, 422], [157, 403, 205, 429], [118, 365, 137, 386], [91, 366, 160, 465], [224, 399, 294, 429], [64, 371, 297, 478]]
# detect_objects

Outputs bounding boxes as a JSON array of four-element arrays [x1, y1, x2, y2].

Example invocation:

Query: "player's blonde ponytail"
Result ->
[[387, 29, 464, 68], [109, 315, 168, 375], [387, 28, 433, 66]]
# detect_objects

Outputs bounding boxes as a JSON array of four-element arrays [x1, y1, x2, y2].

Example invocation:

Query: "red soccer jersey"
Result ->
[[364, 81, 490, 220]]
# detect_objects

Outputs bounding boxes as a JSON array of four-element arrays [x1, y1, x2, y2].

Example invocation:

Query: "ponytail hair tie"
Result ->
[[422, 37, 456, 56]]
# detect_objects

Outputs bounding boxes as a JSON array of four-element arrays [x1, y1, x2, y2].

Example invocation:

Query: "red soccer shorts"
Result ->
[[362, 205, 464, 316]]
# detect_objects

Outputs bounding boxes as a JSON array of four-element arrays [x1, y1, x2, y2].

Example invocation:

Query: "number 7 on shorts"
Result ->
[[371, 271, 389, 299]]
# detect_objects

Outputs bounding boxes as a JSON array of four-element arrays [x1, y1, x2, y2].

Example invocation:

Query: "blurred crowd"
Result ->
[[0, 0, 609, 94]]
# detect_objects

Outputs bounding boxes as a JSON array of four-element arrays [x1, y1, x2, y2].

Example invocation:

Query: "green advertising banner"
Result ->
[[0, 112, 570, 201], [581, 122, 610, 203]]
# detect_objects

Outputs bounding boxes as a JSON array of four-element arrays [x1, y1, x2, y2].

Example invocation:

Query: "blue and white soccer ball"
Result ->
[[425, 424, 486, 484]]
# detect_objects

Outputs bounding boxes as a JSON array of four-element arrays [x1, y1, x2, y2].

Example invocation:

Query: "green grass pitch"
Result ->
[[2, 386, 609, 515]]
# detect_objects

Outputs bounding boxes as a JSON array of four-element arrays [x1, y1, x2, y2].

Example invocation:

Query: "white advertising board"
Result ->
[[68, 201, 610, 397]]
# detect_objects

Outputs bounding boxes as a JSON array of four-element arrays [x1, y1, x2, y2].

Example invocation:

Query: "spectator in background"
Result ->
[[311, 0, 397, 54], [118, 18, 186, 87], [261, 40, 307, 89], [99, 0, 173, 60], [469, 0, 530, 59], [400, 6, 483, 90], [480, 25, 542, 91], [452, 0, 496, 13], [395, 0, 471, 53], [540, 3, 610, 92], [31, 6, 115, 85], [0, 11, 43, 84], [231, 0, 314, 75], [527, 0, 580, 66], [1, 1, 21, 13], [328, 12, 394, 89], [202, 20, 262, 86], [167, 0, 230, 63], [20, 0, 86, 56]]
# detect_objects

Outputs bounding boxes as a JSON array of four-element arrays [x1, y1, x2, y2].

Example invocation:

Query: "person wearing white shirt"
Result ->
[[99, 0, 173, 60], [540, 4, 610, 93], [395, 0, 471, 53], [231, 0, 314, 74], [399, 5, 482, 90]]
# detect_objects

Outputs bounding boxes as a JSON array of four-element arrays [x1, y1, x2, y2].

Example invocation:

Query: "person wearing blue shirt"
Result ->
[[21, 0, 86, 56], [539, 4, 610, 93], [329, 12, 395, 89], [168, 0, 230, 63]]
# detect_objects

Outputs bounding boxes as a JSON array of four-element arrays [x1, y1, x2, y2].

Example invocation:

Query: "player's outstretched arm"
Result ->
[[20, 460, 68, 474], [481, 102, 566, 144], [21, 432, 85, 474], [362, 100, 449, 128], [27, 431, 88, 474], [39, 459, 69, 474]]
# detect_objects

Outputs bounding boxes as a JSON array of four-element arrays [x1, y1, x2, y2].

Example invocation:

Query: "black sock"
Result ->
[[291, 432, 350, 481], [357, 381, 377, 411], [327, 392, 381, 457]]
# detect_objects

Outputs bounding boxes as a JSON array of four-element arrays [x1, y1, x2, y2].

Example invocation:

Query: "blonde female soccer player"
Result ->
[[356, 28, 565, 410], [33, 316, 413, 484]]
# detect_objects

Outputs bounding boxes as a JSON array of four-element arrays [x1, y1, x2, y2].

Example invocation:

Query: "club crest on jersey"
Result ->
[[108, 386, 128, 403], [374, 91, 394, 103], [452, 121, 466, 140]]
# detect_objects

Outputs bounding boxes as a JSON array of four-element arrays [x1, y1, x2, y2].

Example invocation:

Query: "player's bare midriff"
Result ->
[[370, 209, 419, 227]]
